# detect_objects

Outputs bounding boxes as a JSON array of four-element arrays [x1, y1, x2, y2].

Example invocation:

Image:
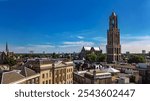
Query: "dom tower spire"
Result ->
[[106, 12, 121, 63], [6, 42, 9, 53]]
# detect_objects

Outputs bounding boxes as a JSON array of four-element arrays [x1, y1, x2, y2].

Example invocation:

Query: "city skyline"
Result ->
[[0, 0, 150, 53]]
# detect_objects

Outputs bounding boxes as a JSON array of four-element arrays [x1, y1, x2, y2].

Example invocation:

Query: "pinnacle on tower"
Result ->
[[6, 42, 9, 53], [112, 12, 116, 16]]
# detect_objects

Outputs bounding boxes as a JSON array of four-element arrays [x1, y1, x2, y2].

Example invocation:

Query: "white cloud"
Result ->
[[1, 35, 150, 53], [77, 36, 84, 39], [0, 44, 55, 53], [92, 36, 106, 44], [121, 37, 150, 53], [121, 35, 150, 40], [62, 41, 94, 47], [28, 44, 55, 48], [56, 41, 95, 53]]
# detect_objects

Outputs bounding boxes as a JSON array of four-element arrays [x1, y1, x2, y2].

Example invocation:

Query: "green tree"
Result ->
[[128, 55, 145, 63], [86, 53, 97, 62], [96, 53, 106, 62], [52, 53, 59, 58], [5, 56, 17, 67], [86, 53, 106, 63]]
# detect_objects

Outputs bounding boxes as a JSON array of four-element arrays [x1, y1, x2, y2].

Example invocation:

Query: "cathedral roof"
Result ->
[[82, 46, 101, 51], [93, 47, 101, 51], [83, 47, 91, 51]]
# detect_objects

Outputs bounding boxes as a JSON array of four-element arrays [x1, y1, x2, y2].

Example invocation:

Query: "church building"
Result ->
[[0, 43, 14, 64]]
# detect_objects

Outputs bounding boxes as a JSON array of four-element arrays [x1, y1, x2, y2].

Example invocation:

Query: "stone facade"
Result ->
[[73, 70, 112, 84], [53, 61, 73, 84], [24, 58, 73, 84], [106, 12, 121, 63]]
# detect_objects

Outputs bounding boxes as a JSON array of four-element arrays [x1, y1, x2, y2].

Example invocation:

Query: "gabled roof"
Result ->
[[82, 46, 101, 52], [20, 67, 37, 77], [1, 71, 25, 84], [104, 67, 120, 73], [54, 61, 67, 67], [93, 47, 101, 51], [0, 51, 6, 56], [83, 47, 91, 51]]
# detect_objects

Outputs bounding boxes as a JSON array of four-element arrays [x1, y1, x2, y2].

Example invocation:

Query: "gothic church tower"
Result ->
[[106, 12, 121, 63]]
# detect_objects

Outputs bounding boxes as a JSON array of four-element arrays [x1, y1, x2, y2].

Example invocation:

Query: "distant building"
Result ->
[[0, 52, 7, 64], [137, 63, 150, 84], [0, 43, 14, 64], [73, 70, 112, 84], [142, 50, 146, 54], [118, 77, 129, 84], [106, 12, 121, 63], [5, 42, 14, 57], [126, 51, 130, 55], [115, 64, 140, 83], [79, 46, 102, 60]]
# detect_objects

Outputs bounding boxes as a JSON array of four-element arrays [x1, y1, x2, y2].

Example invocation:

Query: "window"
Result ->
[[42, 74, 45, 78], [46, 80, 48, 84], [49, 80, 51, 84], [43, 81, 45, 84]]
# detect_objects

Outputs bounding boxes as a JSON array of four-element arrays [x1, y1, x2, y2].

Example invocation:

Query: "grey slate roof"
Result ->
[[20, 67, 37, 77], [1, 71, 25, 84]]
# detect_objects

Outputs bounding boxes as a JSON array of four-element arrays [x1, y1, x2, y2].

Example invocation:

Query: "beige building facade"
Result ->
[[53, 61, 73, 84], [0, 58, 74, 84], [24, 58, 73, 84]]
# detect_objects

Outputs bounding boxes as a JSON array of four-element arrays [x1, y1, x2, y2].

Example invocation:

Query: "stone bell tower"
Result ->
[[106, 12, 121, 63]]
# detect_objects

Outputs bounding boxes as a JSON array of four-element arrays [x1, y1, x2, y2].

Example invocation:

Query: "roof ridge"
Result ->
[[24, 67, 27, 77], [1, 70, 25, 84]]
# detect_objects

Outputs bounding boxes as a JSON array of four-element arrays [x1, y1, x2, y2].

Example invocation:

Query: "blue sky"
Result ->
[[0, 0, 150, 53]]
